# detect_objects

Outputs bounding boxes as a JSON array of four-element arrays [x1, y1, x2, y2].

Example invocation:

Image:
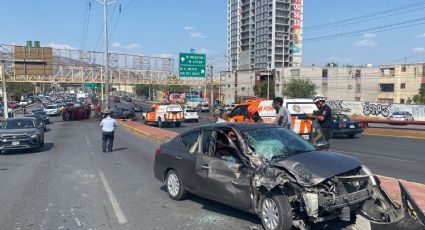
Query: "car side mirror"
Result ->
[[316, 140, 330, 150]]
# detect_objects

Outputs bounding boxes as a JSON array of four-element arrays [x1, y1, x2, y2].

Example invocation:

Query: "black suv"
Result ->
[[0, 117, 45, 153]]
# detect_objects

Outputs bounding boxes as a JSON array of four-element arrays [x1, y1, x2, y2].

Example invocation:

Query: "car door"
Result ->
[[194, 129, 251, 210], [171, 130, 201, 191]]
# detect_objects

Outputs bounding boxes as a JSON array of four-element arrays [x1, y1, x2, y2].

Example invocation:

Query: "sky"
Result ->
[[0, 0, 424, 71]]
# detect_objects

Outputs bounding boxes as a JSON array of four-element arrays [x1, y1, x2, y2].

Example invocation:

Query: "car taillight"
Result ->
[[155, 148, 161, 156], [339, 123, 346, 128]]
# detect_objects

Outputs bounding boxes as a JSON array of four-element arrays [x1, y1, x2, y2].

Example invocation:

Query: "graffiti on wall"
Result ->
[[328, 100, 425, 120], [363, 102, 390, 117]]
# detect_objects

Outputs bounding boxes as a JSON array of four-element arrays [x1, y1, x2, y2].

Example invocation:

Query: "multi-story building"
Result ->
[[227, 0, 303, 72], [377, 64, 425, 104]]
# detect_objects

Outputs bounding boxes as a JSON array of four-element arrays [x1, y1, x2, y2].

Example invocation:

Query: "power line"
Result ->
[[304, 17, 425, 42], [305, 5, 425, 32], [304, 0, 425, 30]]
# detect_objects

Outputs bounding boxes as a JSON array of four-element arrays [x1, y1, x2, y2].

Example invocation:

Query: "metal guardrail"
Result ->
[[352, 118, 425, 128]]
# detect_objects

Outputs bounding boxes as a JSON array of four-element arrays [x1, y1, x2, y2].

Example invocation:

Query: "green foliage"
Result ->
[[6, 82, 35, 99], [326, 62, 339, 67], [282, 79, 316, 98], [135, 84, 191, 96], [254, 80, 275, 99], [413, 88, 425, 104]]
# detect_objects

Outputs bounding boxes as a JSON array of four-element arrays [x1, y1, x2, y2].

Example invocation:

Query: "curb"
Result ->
[[118, 120, 168, 143]]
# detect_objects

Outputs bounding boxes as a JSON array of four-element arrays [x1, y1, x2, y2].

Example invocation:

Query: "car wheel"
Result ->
[[260, 193, 292, 230], [347, 134, 355, 138], [165, 169, 187, 200], [175, 122, 181, 127], [158, 118, 163, 128]]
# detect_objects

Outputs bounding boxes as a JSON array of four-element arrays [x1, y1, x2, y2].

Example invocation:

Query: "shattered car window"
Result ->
[[243, 127, 315, 161]]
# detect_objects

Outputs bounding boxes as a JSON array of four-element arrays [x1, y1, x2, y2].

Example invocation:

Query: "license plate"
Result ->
[[12, 141, 19, 146], [302, 135, 310, 140], [350, 125, 355, 129]]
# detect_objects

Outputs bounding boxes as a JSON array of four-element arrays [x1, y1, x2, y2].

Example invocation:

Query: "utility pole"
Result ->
[[267, 69, 270, 100], [1, 60, 8, 119], [210, 66, 214, 109], [96, 0, 119, 111]]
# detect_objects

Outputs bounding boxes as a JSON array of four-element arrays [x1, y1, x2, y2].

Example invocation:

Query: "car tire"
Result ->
[[347, 134, 355, 138], [175, 122, 181, 127], [158, 117, 163, 128], [165, 169, 187, 200], [260, 193, 292, 230]]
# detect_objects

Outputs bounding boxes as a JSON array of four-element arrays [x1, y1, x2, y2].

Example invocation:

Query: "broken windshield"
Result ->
[[242, 127, 316, 161]]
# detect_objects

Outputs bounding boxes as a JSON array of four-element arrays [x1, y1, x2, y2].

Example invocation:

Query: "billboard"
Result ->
[[292, 0, 303, 65]]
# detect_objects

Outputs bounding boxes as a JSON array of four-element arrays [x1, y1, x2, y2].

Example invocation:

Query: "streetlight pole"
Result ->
[[96, 0, 119, 111], [103, 0, 110, 111], [210, 66, 214, 109], [1, 60, 8, 119], [267, 69, 270, 100]]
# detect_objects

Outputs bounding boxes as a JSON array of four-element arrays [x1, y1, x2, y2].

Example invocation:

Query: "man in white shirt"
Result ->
[[100, 112, 117, 152]]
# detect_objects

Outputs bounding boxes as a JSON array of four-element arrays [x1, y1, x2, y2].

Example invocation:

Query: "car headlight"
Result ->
[[361, 165, 377, 186]]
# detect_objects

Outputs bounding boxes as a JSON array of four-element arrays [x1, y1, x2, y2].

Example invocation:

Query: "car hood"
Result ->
[[274, 151, 362, 187], [0, 129, 37, 135]]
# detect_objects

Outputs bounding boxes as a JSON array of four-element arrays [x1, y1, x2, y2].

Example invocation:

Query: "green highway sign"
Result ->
[[179, 53, 206, 77]]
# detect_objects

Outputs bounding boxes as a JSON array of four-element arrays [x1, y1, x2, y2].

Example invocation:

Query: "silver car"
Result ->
[[389, 111, 414, 121]]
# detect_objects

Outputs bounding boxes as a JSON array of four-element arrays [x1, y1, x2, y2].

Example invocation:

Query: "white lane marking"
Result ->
[[98, 170, 128, 224], [85, 135, 90, 145], [332, 149, 416, 163]]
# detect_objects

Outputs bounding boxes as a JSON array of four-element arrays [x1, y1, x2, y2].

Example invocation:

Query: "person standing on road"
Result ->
[[272, 97, 292, 130], [100, 112, 117, 152], [307, 95, 333, 141]]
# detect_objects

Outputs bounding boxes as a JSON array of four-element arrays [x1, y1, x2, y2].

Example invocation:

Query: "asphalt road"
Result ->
[[114, 100, 425, 184], [0, 115, 263, 230]]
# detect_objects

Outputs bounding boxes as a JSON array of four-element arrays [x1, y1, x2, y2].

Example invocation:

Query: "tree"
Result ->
[[254, 80, 275, 99], [282, 79, 316, 98], [6, 82, 35, 100], [413, 88, 425, 104], [326, 62, 339, 67], [135, 84, 150, 96]]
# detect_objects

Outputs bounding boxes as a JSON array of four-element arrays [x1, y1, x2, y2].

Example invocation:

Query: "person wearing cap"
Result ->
[[100, 111, 117, 152], [308, 95, 332, 140]]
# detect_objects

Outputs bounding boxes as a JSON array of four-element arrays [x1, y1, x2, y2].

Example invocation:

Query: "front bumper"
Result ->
[[332, 128, 363, 136], [0, 137, 39, 150]]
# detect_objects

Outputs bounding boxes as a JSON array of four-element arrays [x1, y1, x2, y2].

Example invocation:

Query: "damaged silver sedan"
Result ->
[[154, 123, 425, 230]]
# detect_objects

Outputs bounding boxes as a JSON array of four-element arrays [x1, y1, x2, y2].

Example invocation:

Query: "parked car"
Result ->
[[44, 105, 61, 116], [0, 117, 45, 152], [134, 105, 143, 112], [18, 101, 29, 106], [32, 111, 50, 125], [183, 108, 199, 122], [331, 113, 363, 138], [389, 111, 414, 121], [8, 101, 18, 109], [154, 123, 425, 230], [110, 108, 136, 119], [25, 114, 47, 131], [196, 102, 209, 112]]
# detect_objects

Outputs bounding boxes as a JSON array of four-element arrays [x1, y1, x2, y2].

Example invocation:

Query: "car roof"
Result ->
[[178, 122, 278, 136], [6, 117, 37, 121]]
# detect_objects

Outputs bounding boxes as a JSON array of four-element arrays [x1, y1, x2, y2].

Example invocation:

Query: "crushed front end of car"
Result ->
[[246, 154, 425, 230]]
